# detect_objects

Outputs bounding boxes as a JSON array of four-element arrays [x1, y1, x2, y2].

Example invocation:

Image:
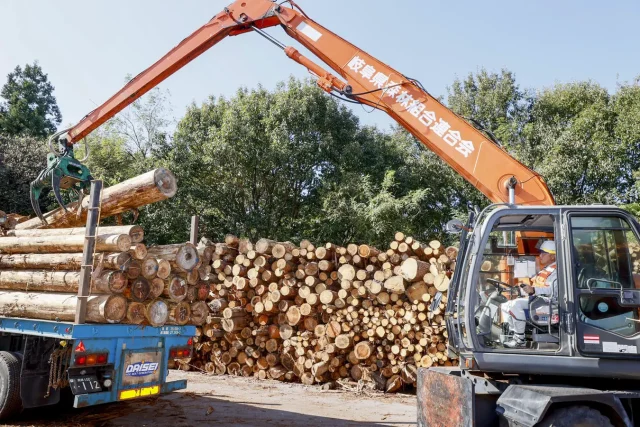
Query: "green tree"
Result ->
[[165, 78, 360, 243], [153, 77, 484, 247], [0, 62, 62, 138], [612, 76, 640, 207], [447, 68, 532, 149], [446, 68, 637, 207], [0, 135, 49, 214], [74, 80, 175, 242], [110, 77, 174, 165], [521, 82, 623, 205]]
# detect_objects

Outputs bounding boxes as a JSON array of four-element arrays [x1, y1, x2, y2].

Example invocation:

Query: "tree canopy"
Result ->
[[0, 62, 63, 215], [0, 62, 62, 138], [1, 61, 639, 247]]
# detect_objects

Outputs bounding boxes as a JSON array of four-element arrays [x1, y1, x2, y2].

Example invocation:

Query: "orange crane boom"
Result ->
[[64, 0, 555, 206]]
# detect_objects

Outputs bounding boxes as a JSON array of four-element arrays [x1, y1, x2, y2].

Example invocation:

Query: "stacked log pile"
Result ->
[[0, 225, 209, 326], [176, 232, 458, 392], [632, 242, 640, 274], [0, 168, 210, 326]]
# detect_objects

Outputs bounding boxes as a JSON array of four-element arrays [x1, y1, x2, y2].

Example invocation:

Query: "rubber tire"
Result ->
[[537, 405, 614, 427], [0, 351, 22, 421]]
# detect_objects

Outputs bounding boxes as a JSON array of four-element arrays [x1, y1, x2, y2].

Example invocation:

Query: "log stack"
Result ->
[[0, 224, 210, 326], [0, 168, 211, 327], [174, 232, 458, 393]]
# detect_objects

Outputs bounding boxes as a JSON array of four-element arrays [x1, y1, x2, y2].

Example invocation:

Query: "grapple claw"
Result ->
[[51, 170, 68, 213], [30, 181, 46, 224], [29, 130, 93, 220]]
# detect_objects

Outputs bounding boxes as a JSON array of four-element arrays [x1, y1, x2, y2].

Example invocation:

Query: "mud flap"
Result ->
[[20, 336, 60, 408], [417, 368, 498, 427]]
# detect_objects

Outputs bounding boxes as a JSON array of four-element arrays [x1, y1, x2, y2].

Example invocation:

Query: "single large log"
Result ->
[[0, 234, 131, 255], [401, 258, 430, 283], [0, 270, 126, 293], [126, 302, 147, 324], [0, 253, 81, 270], [129, 244, 148, 260], [255, 239, 277, 255], [147, 243, 200, 272], [168, 302, 191, 326], [0, 292, 127, 323], [127, 278, 151, 302], [145, 299, 169, 327], [17, 168, 177, 230], [433, 273, 450, 292], [140, 258, 159, 280], [163, 275, 187, 302], [0, 251, 136, 272], [190, 301, 208, 326], [149, 278, 165, 299], [337, 264, 356, 281], [8, 225, 144, 243], [384, 276, 407, 294], [156, 259, 171, 280], [354, 341, 373, 360]]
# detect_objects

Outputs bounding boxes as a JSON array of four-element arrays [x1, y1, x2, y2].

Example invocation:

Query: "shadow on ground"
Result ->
[[8, 390, 415, 427]]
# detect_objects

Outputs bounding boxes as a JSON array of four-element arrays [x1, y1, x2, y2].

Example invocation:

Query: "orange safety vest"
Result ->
[[532, 262, 557, 288]]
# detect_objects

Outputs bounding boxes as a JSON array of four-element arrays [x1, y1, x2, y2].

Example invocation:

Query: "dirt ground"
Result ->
[[6, 371, 418, 427]]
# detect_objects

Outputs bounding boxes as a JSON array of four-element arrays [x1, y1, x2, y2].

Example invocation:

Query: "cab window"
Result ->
[[571, 216, 639, 290], [570, 215, 640, 338]]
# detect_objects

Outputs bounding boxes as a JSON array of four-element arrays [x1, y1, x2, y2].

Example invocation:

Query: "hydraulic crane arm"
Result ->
[[63, 0, 555, 206]]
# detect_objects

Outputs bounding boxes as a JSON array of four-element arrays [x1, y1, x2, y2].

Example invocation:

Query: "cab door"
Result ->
[[567, 211, 640, 358]]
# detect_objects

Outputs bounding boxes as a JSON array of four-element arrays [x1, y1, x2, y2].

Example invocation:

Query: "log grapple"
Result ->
[[30, 130, 92, 224]]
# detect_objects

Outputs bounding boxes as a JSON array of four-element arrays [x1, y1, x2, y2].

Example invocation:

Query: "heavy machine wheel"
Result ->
[[537, 405, 613, 427], [0, 351, 22, 420]]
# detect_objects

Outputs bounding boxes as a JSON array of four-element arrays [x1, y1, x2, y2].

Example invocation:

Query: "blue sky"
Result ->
[[1, 0, 639, 133]]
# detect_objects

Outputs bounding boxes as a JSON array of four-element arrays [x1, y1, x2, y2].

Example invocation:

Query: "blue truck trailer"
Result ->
[[0, 180, 196, 420], [0, 317, 195, 418]]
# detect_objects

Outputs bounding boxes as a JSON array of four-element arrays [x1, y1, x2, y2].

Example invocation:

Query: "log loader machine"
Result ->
[[29, 1, 640, 425]]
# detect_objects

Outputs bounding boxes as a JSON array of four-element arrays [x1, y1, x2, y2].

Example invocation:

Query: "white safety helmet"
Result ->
[[540, 240, 556, 255]]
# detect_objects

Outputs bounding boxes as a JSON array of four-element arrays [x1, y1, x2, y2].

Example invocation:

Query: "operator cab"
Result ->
[[472, 213, 559, 350], [447, 204, 640, 373]]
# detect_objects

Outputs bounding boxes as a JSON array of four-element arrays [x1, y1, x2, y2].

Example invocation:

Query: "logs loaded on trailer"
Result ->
[[0, 168, 210, 327], [172, 232, 458, 393], [0, 225, 209, 326]]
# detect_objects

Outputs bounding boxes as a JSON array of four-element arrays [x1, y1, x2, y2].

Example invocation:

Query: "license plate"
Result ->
[[69, 375, 102, 395]]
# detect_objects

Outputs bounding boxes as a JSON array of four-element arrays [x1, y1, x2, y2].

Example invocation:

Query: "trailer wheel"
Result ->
[[0, 351, 22, 420], [538, 405, 613, 427]]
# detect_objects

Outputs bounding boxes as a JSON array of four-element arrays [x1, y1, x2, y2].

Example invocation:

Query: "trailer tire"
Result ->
[[538, 405, 613, 427], [0, 351, 22, 420]]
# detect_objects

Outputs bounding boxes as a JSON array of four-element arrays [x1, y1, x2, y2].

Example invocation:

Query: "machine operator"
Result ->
[[501, 240, 557, 348]]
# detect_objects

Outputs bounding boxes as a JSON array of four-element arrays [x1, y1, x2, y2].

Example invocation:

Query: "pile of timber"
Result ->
[[626, 242, 640, 275], [172, 232, 458, 393], [0, 225, 209, 326], [0, 168, 212, 326]]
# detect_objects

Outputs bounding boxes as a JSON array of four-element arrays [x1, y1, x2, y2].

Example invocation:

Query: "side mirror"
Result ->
[[445, 219, 465, 234]]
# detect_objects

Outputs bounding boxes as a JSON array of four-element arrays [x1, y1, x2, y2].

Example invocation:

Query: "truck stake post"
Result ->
[[75, 180, 102, 324]]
